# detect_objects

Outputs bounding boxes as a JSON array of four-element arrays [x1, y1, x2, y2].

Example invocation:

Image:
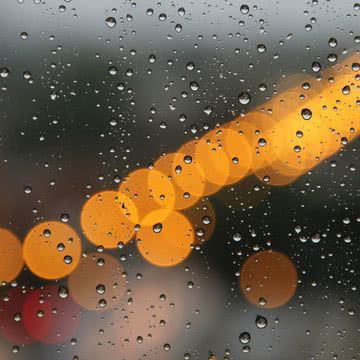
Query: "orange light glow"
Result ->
[[81, 190, 137, 248], [240, 250, 298, 308], [0, 228, 24, 283], [136, 209, 194, 267], [154, 153, 203, 210], [23, 221, 82, 280], [195, 129, 233, 187], [177, 139, 222, 196], [118, 168, 176, 225]]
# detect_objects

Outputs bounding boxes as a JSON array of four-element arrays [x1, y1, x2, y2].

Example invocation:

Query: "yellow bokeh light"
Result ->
[[136, 209, 194, 267], [81, 190, 137, 248], [23, 221, 82, 280], [154, 153, 203, 210], [118, 168, 176, 225], [0, 228, 24, 283]]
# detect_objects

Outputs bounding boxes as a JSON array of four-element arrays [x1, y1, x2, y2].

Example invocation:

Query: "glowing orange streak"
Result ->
[[19, 53, 359, 278]]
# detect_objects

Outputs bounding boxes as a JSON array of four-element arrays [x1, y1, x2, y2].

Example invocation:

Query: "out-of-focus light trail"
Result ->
[[0, 54, 358, 345]]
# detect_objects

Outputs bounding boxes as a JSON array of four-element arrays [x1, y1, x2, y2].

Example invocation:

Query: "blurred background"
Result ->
[[0, 0, 359, 359]]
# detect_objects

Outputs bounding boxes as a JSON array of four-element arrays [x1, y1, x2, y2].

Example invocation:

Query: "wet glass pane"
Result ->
[[0, 0, 359, 359]]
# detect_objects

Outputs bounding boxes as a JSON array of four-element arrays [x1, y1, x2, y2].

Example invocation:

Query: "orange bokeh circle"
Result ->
[[194, 129, 231, 187], [0, 228, 24, 283], [177, 139, 222, 196], [221, 128, 253, 184], [240, 250, 298, 309], [154, 153, 203, 210], [118, 168, 176, 225], [136, 209, 194, 267], [81, 190, 137, 248], [68, 252, 125, 311], [23, 221, 82, 280]]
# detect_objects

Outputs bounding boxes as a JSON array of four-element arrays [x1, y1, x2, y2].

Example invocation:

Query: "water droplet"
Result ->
[[238, 92, 251, 105], [43, 229, 51, 237], [312, 62, 321, 72], [60, 213, 70, 223], [239, 332, 251, 344], [58, 285, 69, 298], [257, 44, 266, 53], [0, 68, 9, 78], [190, 81, 199, 91], [178, 7, 185, 16], [258, 138, 267, 147], [301, 108, 312, 120], [240, 4, 249, 14], [105, 17, 116, 28], [342, 85, 350, 95], [233, 233, 241, 242], [64, 255, 73, 264], [108, 66, 118, 75], [136, 336, 143, 344], [98, 299, 107, 308], [328, 37, 337, 47], [202, 216, 211, 225], [153, 223, 163, 233], [186, 62, 195, 70], [96, 284, 105, 295], [255, 315, 267, 329]]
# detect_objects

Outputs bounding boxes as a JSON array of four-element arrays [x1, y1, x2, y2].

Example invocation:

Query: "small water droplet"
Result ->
[[105, 17, 116, 28]]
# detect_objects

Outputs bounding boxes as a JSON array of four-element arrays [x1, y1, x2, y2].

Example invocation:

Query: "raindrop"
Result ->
[[301, 108, 312, 120], [342, 85, 350, 95], [328, 37, 337, 47], [60, 213, 70, 223], [238, 92, 251, 105], [178, 7, 185, 16], [96, 284, 105, 295], [58, 286, 69, 299], [153, 223, 163, 233], [105, 17, 116, 28], [257, 44, 266, 53], [190, 81, 199, 91], [0, 68, 10, 78], [255, 315, 267, 329], [258, 138, 267, 147], [233, 233, 241, 242], [312, 62, 321, 72], [239, 332, 251, 344], [43, 229, 51, 237], [240, 4, 249, 14], [64, 255, 73, 264]]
